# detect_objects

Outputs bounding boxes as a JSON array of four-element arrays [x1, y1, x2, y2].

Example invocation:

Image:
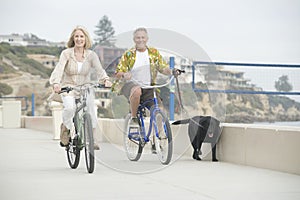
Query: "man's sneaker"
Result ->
[[60, 123, 70, 147], [128, 117, 140, 139], [151, 144, 157, 154], [129, 117, 139, 127]]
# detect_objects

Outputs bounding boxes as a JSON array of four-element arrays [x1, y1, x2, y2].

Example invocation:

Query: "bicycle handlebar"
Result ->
[[59, 83, 110, 94], [141, 69, 185, 89], [172, 68, 185, 76]]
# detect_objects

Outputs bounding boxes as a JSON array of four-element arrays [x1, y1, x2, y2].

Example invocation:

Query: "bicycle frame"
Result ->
[[62, 83, 100, 140], [136, 93, 165, 143], [129, 77, 175, 143], [124, 70, 184, 164], [73, 96, 88, 148]]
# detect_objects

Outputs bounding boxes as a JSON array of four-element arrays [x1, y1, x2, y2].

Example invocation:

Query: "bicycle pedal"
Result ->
[[129, 126, 139, 133], [129, 133, 140, 140]]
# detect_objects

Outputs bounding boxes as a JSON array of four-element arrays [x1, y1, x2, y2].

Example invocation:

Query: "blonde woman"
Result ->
[[50, 25, 111, 149]]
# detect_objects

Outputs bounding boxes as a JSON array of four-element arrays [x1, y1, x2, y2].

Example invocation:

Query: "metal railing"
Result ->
[[191, 61, 300, 95]]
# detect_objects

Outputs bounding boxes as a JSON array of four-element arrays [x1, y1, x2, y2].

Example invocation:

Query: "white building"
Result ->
[[0, 33, 65, 47], [0, 34, 28, 46]]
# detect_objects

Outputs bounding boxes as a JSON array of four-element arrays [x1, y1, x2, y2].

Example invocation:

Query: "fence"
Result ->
[[191, 61, 300, 95], [168, 60, 300, 122]]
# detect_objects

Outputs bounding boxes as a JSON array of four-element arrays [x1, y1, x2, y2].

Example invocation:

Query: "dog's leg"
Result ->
[[192, 149, 201, 160], [211, 143, 218, 162], [192, 139, 202, 161], [190, 130, 201, 160]]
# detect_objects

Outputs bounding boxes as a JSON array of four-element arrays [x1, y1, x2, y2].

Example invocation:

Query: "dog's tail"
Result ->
[[172, 119, 190, 125]]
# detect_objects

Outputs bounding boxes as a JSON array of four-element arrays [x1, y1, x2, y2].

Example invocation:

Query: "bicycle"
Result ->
[[123, 69, 185, 165], [60, 83, 107, 173]]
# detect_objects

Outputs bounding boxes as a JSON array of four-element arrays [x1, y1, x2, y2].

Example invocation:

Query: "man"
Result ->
[[112, 27, 173, 125]]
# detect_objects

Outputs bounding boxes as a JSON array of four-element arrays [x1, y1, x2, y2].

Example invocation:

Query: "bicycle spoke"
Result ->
[[84, 113, 95, 173], [123, 114, 143, 161], [154, 111, 173, 165], [66, 136, 80, 169]]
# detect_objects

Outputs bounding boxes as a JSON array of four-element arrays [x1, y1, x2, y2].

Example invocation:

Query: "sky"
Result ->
[[1, 0, 299, 64], [1, 0, 300, 100]]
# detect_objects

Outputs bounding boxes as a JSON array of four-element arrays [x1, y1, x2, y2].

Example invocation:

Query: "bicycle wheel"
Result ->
[[66, 135, 80, 169], [153, 111, 173, 165], [83, 113, 95, 173], [123, 114, 143, 161]]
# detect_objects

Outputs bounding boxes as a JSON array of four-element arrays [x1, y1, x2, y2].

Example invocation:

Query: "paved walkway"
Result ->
[[0, 128, 299, 200]]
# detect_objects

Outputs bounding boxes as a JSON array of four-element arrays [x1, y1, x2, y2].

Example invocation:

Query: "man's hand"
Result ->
[[172, 68, 184, 77], [122, 72, 132, 80], [162, 68, 172, 75], [115, 72, 131, 80], [104, 79, 112, 87]]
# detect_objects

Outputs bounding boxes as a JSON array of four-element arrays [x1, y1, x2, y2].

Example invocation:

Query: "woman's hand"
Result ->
[[53, 83, 61, 93]]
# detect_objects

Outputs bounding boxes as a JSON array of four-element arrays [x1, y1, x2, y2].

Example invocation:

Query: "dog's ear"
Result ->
[[172, 119, 190, 125], [212, 117, 220, 126], [172, 120, 181, 125]]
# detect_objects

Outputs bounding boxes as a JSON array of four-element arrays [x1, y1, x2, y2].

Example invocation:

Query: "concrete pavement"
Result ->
[[0, 128, 300, 200]]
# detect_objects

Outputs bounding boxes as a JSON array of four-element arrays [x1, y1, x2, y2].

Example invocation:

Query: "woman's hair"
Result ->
[[67, 25, 92, 49]]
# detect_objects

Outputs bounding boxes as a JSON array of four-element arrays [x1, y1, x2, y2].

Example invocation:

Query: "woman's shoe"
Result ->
[[94, 144, 100, 150], [60, 123, 70, 146]]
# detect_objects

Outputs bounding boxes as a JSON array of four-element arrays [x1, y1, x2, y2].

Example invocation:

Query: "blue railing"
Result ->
[[193, 61, 300, 68], [191, 61, 300, 95]]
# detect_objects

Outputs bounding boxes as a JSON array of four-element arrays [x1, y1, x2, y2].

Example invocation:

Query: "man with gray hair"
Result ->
[[112, 27, 173, 125]]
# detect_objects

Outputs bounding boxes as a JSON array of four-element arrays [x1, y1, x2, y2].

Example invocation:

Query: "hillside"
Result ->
[[1, 43, 300, 122], [0, 43, 63, 115], [190, 85, 300, 123]]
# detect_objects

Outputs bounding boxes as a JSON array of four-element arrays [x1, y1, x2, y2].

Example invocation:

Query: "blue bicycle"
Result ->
[[123, 70, 184, 165]]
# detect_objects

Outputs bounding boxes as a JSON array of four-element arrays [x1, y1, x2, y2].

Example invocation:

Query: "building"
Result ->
[[27, 54, 58, 69], [0, 33, 65, 47], [95, 88, 111, 109], [217, 67, 253, 88], [191, 63, 256, 89], [92, 46, 127, 110], [93, 45, 126, 70], [0, 34, 28, 46]]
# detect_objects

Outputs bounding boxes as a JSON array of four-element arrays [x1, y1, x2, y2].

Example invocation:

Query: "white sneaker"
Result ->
[[129, 117, 139, 127]]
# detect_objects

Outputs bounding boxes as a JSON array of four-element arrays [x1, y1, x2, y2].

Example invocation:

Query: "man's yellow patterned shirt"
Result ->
[[111, 47, 168, 93]]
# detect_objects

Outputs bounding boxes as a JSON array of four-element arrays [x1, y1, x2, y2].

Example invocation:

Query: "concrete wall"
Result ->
[[0, 106, 2, 127], [1, 101, 21, 128], [22, 116, 53, 133], [218, 123, 300, 175], [21, 116, 300, 175]]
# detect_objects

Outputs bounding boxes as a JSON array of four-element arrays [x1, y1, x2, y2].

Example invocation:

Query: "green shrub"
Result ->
[[0, 82, 13, 96]]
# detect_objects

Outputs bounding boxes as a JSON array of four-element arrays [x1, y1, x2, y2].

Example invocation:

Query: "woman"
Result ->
[[49, 25, 111, 149]]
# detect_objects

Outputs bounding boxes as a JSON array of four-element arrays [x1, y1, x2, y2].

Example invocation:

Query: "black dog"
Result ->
[[172, 116, 221, 161]]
